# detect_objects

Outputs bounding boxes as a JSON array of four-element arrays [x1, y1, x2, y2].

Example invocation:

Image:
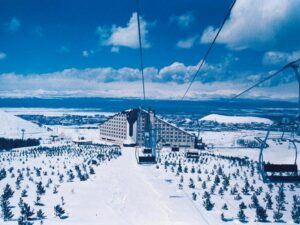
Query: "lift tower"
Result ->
[[290, 64, 300, 118]]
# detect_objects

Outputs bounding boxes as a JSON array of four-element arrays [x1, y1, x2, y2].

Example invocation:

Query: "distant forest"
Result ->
[[0, 138, 40, 150]]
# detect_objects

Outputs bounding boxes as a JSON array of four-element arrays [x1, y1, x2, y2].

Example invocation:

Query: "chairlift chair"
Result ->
[[171, 147, 180, 152], [136, 147, 157, 164], [259, 123, 300, 183], [185, 149, 200, 159], [143, 148, 152, 154]]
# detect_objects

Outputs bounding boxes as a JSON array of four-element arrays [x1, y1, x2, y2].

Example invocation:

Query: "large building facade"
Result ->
[[99, 108, 196, 148]]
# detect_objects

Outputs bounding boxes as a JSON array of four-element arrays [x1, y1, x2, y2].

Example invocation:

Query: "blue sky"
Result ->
[[0, 0, 300, 99]]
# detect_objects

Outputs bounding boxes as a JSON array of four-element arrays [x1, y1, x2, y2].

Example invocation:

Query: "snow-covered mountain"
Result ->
[[200, 114, 272, 125], [0, 110, 51, 139]]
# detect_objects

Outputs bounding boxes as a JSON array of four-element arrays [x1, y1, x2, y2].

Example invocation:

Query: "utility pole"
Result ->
[[21, 129, 25, 140]]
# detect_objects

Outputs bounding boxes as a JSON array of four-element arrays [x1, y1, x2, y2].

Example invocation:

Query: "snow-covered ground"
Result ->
[[0, 110, 52, 139], [50, 125, 100, 142], [1, 144, 299, 224], [0, 109, 299, 224], [200, 114, 273, 124], [0, 145, 208, 225]]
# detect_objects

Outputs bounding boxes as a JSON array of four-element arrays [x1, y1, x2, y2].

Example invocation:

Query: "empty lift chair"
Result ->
[[259, 123, 300, 183], [136, 109, 157, 164], [185, 149, 200, 159]]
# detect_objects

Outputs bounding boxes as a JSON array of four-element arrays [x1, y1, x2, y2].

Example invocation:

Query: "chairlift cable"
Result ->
[[181, 0, 237, 100], [231, 58, 300, 100], [136, 0, 146, 103]]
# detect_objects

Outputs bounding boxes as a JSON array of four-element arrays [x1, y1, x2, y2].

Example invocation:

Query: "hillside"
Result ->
[[0, 110, 51, 139]]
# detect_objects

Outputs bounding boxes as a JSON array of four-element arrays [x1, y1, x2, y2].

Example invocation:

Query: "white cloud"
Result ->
[[97, 12, 151, 50], [111, 46, 119, 53], [200, 0, 300, 51], [176, 36, 198, 49], [59, 46, 70, 53], [170, 11, 194, 28], [200, 26, 217, 45], [96, 26, 110, 45], [263, 50, 300, 65], [6, 17, 21, 32], [82, 50, 89, 57], [0, 52, 7, 60], [82, 50, 94, 57]]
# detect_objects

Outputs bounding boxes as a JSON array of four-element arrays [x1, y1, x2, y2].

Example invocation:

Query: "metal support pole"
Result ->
[[291, 65, 300, 119]]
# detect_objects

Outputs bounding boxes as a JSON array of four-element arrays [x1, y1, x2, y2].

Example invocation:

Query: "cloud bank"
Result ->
[[200, 0, 300, 51], [0, 61, 298, 100]]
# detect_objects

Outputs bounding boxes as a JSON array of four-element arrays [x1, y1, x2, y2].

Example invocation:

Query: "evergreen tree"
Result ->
[[214, 175, 220, 186], [264, 192, 273, 210], [242, 178, 250, 195], [289, 184, 295, 191], [89, 167, 95, 175], [20, 202, 35, 221], [178, 183, 183, 190], [275, 185, 286, 211], [18, 197, 24, 208], [251, 193, 259, 208], [218, 187, 224, 197], [21, 189, 28, 198], [222, 203, 228, 210], [273, 209, 283, 222], [37, 209, 46, 220], [177, 164, 182, 173], [201, 181, 207, 189], [1, 197, 14, 221], [190, 166, 195, 173], [68, 170, 75, 182], [221, 213, 226, 221], [210, 184, 216, 195], [2, 184, 14, 199], [197, 168, 201, 174], [189, 178, 195, 189], [202, 191, 210, 199], [59, 174, 64, 183], [180, 175, 184, 183], [184, 166, 188, 173], [192, 192, 197, 201], [291, 195, 300, 224], [0, 168, 6, 181], [239, 202, 247, 210], [53, 186, 58, 194], [234, 193, 242, 200], [35, 196, 43, 206], [268, 183, 274, 193], [217, 166, 223, 175], [203, 197, 214, 211], [222, 175, 230, 190], [54, 204, 66, 219], [238, 209, 247, 223], [202, 192, 214, 211], [36, 182, 46, 195], [18, 216, 33, 225], [256, 205, 268, 222], [230, 186, 238, 195]]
